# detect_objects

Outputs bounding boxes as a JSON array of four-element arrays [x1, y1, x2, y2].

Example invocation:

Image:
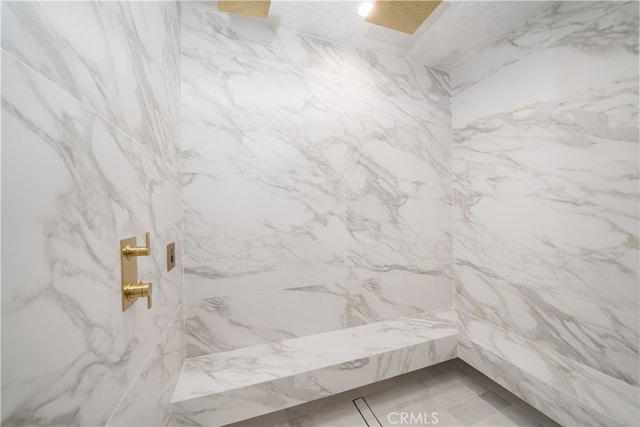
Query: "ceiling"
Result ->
[[190, 1, 552, 71]]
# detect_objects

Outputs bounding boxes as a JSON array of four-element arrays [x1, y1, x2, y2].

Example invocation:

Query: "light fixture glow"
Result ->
[[358, 2, 373, 17]]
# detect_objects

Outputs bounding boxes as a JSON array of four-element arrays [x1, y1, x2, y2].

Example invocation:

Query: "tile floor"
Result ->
[[227, 359, 560, 427]]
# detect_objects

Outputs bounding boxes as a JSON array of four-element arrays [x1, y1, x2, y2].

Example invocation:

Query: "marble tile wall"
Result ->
[[181, 4, 453, 357], [1, 2, 183, 426], [451, 1, 639, 425]]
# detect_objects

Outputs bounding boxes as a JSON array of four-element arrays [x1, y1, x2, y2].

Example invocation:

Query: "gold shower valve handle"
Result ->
[[122, 232, 150, 259], [123, 282, 153, 309]]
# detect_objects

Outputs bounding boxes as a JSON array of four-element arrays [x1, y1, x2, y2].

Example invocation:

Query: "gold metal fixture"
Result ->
[[120, 233, 153, 311], [122, 232, 150, 259], [167, 242, 176, 272], [218, 0, 271, 18], [365, 0, 442, 35], [123, 282, 153, 309]]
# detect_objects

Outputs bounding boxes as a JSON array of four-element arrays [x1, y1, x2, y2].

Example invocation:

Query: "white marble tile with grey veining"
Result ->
[[344, 77, 451, 183], [457, 335, 621, 427], [343, 47, 450, 186], [171, 310, 456, 426], [185, 283, 346, 357], [370, 336, 457, 385], [1, 49, 182, 426], [454, 159, 639, 313], [455, 263, 638, 387], [453, 5, 639, 316], [344, 309, 457, 358], [181, 48, 344, 178], [346, 172, 451, 281], [344, 47, 451, 103], [346, 271, 452, 327], [106, 305, 185, 427], [452, 1, 634, 95], [453, 2, 638, 138], [2, 1, 181, 165], [172, 357, 372, 427], [451, 3, 639, 425], [183, 173, 344, 299], [174, 310, 457, 398], [342, 50, 451, 284], [452, 82, 638, 183], [458, 311, 639, 427], [181, 4, 343, 77]]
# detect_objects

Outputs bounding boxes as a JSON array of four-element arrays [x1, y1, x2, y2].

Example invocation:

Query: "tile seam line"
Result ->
[[452, 258, 640, 316], [0, 48, 174, 169], [104, 303, 184, 426], [182, 309, 457, 364], [183, 269, 452, 299], [448, 147, 639, 177], [458, 333, 630, 427], [450, 76, 455, 316], [181, 171, 446, 187], [182, 50, 448, 106], [182, 281, 344, 301], [458, 308, 639, 393], [540, 0, 631, 54], [448, 0, 630, 74], [453, 262, 640, 317]]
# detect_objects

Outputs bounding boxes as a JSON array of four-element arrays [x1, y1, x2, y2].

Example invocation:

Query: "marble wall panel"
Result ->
[[181, 51, 344, 178], [346, 272, 452, 327], [457, 335, 622, 427], [452, 1, 639, 425], [455, 263, 638, 388], [458, 311, 638, 426], [186, 284, 346, 357], [181, 2, 454, 357], [2, 1, 181, 165], [182, 173, 344, 298], [106, 306, 186, 427], [1, 2, 183, 425]]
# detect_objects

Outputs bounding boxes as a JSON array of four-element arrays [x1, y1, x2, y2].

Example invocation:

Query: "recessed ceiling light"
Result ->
[[358, 2, 374, 18]]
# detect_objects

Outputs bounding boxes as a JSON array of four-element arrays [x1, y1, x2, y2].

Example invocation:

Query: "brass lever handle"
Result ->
[[122, 232, 150, 259], [123, 282, 152, 309]]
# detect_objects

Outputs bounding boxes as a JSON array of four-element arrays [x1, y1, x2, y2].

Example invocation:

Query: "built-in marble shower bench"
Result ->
[[170, 309, 457, 426]]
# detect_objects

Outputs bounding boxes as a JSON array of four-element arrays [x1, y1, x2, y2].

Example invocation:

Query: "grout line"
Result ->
[[458, 309, 639, 392], [104, 303, 184, 426], [457, 332, 627, 427], [455, 260, 640, 317], [1, 48, 175, 169], [449, 73, 456, 317]]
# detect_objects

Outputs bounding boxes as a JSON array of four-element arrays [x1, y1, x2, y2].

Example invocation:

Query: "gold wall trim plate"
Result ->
[[121, 236, 138, 312], [365, 0, 442, 35], [120, 233, 153, 312], [218, 0, 271, 18]]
